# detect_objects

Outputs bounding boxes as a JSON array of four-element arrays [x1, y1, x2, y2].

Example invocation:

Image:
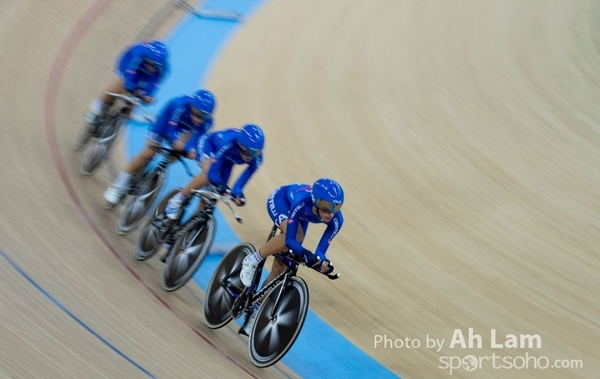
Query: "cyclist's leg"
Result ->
[[180, 167, 210, 197], [164, 149, 213, 219], [123, 140, 159, 175], [261, 221, 305, 286], [84, 77, 125, 124], [266, 220, 305, 253], [264, 258, 287, 287], [104, 133, 159, 203], [99, 78, 126, 104], [176, 135, 215, 198], [240, 190, 305, 286]]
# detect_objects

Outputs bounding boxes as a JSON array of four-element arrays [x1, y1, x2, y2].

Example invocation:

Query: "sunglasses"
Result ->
[[315, 199, 343, 214], [142, 57, 160, 70], [190, 105, 211, 121], [238, 144, 261, 158]]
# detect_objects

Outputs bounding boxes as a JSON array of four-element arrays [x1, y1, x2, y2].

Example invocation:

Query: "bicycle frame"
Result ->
[[131, 145, 194, 199], [165, 195, 218, 247], [158, 187, 242, 262], [227, 224, 341, 324], [226, 249, 302, 321]]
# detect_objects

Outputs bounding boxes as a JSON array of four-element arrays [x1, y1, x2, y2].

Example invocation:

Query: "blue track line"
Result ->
[[125, 1, 399, 378], [0, 249, 156, 378]]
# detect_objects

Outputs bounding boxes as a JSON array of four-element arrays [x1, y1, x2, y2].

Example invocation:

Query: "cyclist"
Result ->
[[238, 178, 344, 334], [103, 89, 216, 205], [79, 40, 170, 144], [163, 123, 265, 220]]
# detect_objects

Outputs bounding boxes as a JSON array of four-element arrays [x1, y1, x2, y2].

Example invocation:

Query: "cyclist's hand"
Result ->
[[303, 250, 334, 274], [233, 192, 246, 206], [142, 95, 154, 104], [126, 89, 143, 98], [216, 182, 231, 195], [318, 259, 334, 274], [302, 250, 319, 267], [187, 148, 197, 160]]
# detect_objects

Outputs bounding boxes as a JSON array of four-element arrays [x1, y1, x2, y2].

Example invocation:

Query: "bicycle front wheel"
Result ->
[[248, 276, 309, 368], [161, 215, 216, 292], [133, 189, 179, 261]]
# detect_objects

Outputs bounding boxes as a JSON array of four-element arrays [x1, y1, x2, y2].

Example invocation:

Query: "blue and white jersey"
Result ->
[[151, 95, 214, 144], [200, 128, 263, 198], [274, 183, 344, 259], [116, 42, 169, 97]]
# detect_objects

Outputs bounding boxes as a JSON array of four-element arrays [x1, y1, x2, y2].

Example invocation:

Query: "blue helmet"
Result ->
[[237, 123, 265, 158], [143, 40, 169, 69], [188, 89, 216, 119], [311, 178, 344, 214]]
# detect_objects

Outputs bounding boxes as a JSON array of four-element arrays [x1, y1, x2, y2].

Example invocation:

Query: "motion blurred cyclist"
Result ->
[[103, 89, 216, 205], [163, 123, 266, 219], [77, 40, 170, 150]]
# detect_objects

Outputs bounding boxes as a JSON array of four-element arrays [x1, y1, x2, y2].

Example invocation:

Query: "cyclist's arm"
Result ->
[[285, 202, 308, 254], [152, 101, 174, 133], [164, 104, 186, 142], [142, 79, 160, 98], [314, 212, 344, 259], [142, 64, 169, 98], [122, 46, 145, 92], [206, 144, 231, 186], [231, 157, 261, 198]]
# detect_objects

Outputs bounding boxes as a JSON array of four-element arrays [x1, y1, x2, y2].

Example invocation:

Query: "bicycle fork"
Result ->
[[238, 270, 293, 335]]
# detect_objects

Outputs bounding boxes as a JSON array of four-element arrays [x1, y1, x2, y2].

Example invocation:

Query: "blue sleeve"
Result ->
[[185, 118, 213, 151], [207, 148, 229, 186], [184, 134, 199, 153], [314, 212, 344, 259], [165, 101, 186, 141], [285, 202, 308, 255], [153, 100, 173, 132], [166, 127, 179, 142], [141, 63, 169, 97], [142, 78, 159, 97], [121, 45, 145, 92], [193, 117, 213, 137], [231, 156, 261, 197]]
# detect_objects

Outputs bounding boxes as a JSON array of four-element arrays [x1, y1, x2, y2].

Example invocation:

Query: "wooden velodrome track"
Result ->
[[1, 0, 599, 378]]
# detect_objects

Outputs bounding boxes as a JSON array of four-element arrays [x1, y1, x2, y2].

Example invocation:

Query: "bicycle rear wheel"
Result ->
[[248, 276, 309, 368], [117, 169, 165, 235], [204, 243, 254, 329], [161, 215, 216, 292], [133, 188, 179, 261]]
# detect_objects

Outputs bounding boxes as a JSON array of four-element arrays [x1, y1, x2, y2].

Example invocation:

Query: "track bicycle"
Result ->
[[77, 92, 142, 175], [203, 225, 340, 368], [135, 185, 243, 292]]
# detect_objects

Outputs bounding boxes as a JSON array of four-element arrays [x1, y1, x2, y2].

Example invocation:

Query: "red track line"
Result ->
[[42, 1, 258, 377]]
